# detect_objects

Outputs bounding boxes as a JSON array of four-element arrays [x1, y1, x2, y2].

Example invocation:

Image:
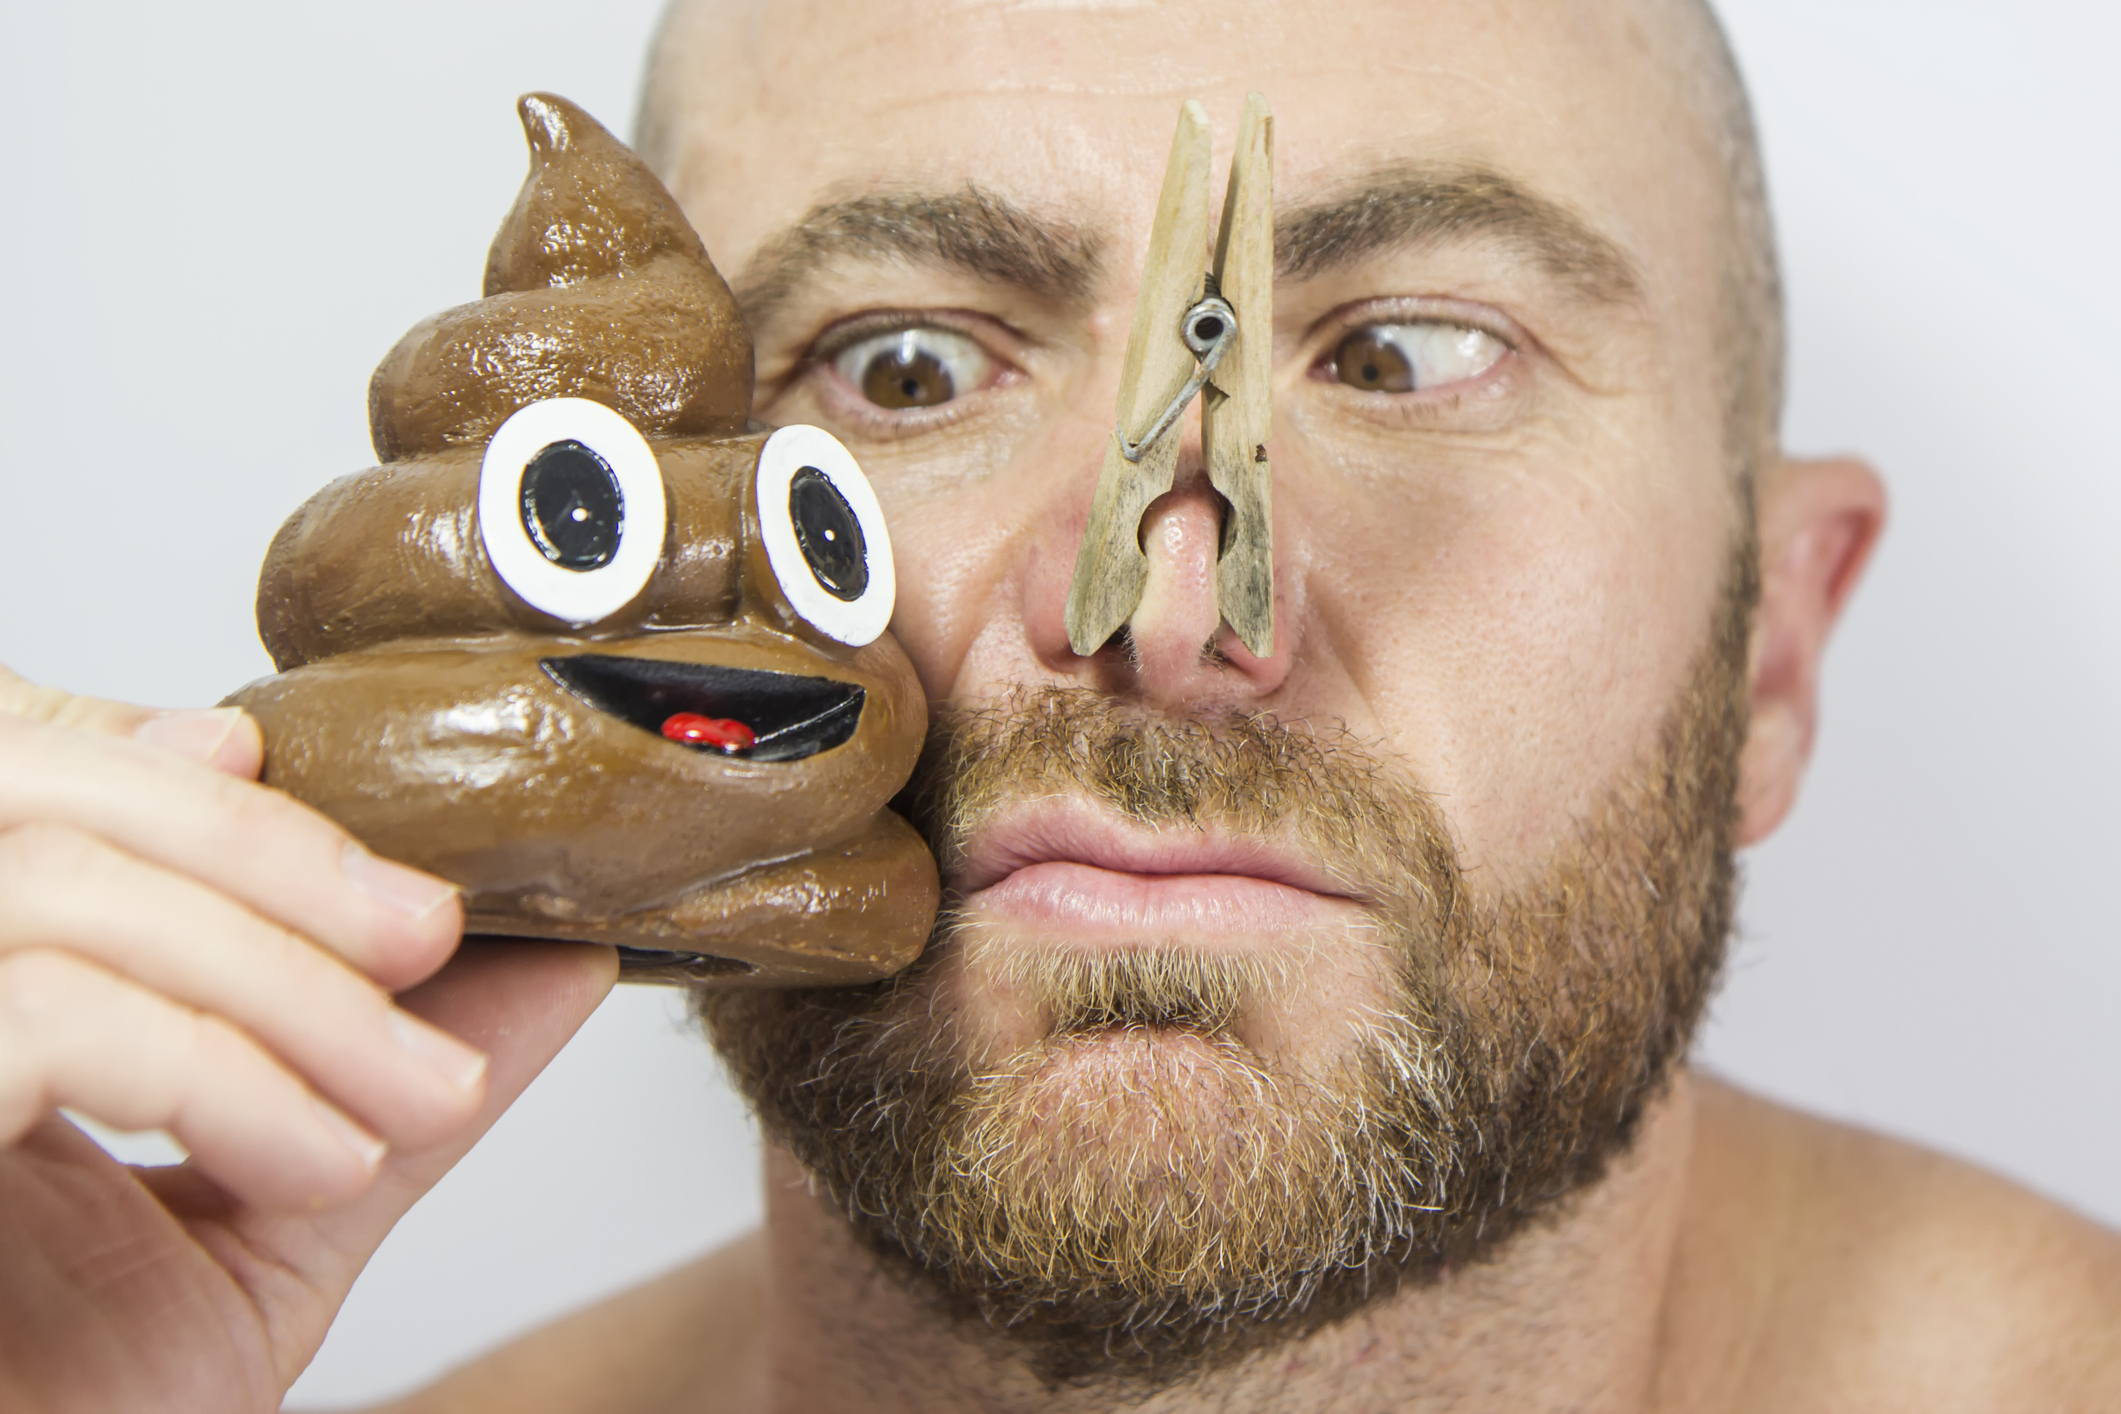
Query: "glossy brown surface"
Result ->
[[369, 93, 754, 462], [227, 94, 937, 987]]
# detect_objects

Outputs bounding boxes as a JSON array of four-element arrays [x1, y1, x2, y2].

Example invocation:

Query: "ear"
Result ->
[[1736, 456, 1887, 846]]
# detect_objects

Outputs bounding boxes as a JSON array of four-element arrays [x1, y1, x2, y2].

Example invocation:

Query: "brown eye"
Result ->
[[1332, 322, 1506, 393], [1334, 328, 1417, 392], [862, 344, 952, 408], [834, 328, 993, 411]]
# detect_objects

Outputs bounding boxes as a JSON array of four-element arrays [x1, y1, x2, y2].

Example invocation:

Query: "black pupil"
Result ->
[[1335, 329, 1417, 393], [789, 466, 868, 602], [861, 345, 954, 409], [521, 440, 624, 570]]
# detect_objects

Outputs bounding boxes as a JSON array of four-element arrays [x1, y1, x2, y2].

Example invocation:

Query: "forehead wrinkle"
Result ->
[[733, 185, 1106, 327], [1276, 164, 1645, 308]]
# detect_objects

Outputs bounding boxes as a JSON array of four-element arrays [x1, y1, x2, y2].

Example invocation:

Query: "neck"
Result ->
[[751, 1070, 1704, 1414]]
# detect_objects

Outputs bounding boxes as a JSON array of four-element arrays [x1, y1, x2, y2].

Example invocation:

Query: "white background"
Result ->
[[0, 2, 2114, 1407]]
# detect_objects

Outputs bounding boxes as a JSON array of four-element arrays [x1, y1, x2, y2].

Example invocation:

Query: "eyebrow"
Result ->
[[734, 185, 1104, 326], [1276, 165, 1645, 306], [733, 166, 1642, 326]]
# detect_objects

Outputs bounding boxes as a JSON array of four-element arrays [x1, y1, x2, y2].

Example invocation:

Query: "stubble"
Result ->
[[698, 538, 1753, 1386]]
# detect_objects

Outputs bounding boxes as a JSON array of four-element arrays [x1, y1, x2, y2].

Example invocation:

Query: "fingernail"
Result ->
[[134, 708, 243, 761], [341, 842, 458, 920], [312, 1099, 388, 1174], [389, 1010, 489, 1093]]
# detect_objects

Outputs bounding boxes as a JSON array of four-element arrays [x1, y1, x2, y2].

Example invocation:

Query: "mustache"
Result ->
[[901, 687, 1464, 917]]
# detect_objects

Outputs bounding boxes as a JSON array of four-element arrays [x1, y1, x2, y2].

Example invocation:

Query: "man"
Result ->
[[0, 0, 2115, 1410]]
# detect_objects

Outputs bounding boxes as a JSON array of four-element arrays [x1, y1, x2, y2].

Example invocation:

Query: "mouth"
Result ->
[[542, 654, 864, 763], [956, 797, 1349, 896], [954, 797, 1360, 942]]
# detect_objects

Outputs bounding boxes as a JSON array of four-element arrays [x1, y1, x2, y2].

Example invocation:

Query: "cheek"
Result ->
[[881, 494, 1024, 700], [869, 464, 1070, 703], [857, 408, 1110, 703], [1289, 419, 1730, 872]]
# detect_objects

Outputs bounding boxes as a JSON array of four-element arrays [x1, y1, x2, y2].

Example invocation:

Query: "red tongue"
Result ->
[[660, 712, 757, 753]]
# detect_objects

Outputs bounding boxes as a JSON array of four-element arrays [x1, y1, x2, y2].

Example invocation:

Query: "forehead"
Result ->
[[652, 0, 1722, 293]]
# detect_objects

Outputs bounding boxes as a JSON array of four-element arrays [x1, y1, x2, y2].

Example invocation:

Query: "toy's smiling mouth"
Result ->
[[541, 654, 864, 762]]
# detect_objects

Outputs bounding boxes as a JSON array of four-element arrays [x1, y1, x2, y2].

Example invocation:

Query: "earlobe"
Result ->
[[1735, 456, 1887, 846]]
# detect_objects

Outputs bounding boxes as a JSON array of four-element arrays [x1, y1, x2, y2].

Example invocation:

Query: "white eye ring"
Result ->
[[478, 397, 667, 626], [756, 424, 896, 646]]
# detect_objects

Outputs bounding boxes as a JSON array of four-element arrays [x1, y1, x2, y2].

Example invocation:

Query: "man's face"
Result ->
[[653, 0, 1751, 1377]]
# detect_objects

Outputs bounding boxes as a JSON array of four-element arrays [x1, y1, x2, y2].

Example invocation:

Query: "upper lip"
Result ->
[[953, 795, 1352, 899]]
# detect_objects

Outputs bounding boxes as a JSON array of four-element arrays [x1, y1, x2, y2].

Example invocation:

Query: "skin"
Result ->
[[0, 0, 2113, 1410]]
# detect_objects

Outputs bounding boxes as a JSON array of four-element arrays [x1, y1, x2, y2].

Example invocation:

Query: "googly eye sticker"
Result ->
[[756, 424, 896, 646], [478, 397, 668, 626]]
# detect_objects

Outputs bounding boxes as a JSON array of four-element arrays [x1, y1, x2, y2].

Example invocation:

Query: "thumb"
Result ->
[[0, 662, 264, 777], [230, 940, 619, 1379], [376, 940, 622, 1199]]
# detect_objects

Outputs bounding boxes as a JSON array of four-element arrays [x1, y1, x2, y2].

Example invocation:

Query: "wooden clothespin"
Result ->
[[1064, 93, 1274, 660]]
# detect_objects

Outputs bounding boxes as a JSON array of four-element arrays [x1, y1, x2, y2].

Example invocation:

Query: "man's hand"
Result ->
[[0, 665, 618, 1412]]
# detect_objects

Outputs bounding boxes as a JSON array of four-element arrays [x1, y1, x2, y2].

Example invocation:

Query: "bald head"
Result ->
[[1651, 0, 1785, 476]]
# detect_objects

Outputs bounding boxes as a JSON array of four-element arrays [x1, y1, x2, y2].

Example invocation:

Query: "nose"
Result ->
[[1031, 425, 1292, 709], [1128, 474, 1226, 702], [1022, 92, 1284, 712], [1127, 469, 1278, 708]]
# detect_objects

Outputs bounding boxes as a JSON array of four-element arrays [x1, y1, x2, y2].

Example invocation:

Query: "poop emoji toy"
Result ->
[[226, 94, 939, 987]]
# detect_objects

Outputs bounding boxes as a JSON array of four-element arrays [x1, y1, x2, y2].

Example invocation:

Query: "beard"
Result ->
[[697, 549, 1753, 1387]]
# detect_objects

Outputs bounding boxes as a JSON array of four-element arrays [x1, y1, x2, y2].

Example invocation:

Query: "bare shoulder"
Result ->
[[364, 1231, 768, 1414], [1673, 1076, 2121, 1412]]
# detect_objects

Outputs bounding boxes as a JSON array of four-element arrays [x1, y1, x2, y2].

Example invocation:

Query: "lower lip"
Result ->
[[964, 860, 1350, 938]]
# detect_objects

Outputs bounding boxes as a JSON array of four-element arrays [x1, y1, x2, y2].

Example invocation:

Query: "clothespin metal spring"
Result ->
[[1117, 291, 1239, 465]]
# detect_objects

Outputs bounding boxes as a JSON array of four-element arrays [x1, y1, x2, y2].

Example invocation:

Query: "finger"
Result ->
[[185, 943, 618, 1346], [0, 662, 266, 778], [0, 663, 155, 736], [0, 713, 460, 990], [0, 948, 386, 1211], [133, 707, 266, 778], [0, 822, 487, 1148], [384, 941, 620, 1190]]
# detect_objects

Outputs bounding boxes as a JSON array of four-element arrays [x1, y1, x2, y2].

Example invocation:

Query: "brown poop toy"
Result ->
[[226, 94, 938, 987]]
